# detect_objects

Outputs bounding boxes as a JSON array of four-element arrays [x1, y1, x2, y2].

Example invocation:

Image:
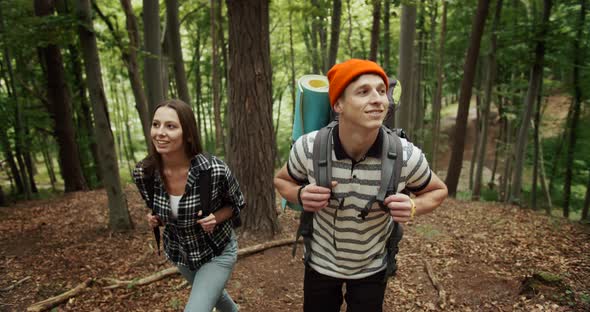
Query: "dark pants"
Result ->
[[303, 267, 387, 312]]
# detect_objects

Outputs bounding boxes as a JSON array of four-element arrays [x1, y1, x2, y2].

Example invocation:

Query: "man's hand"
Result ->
[[146, 213, 161, 228], [197, 211, 217, 233], [300, 181, 337, 212], [383, 193, 413, 223]]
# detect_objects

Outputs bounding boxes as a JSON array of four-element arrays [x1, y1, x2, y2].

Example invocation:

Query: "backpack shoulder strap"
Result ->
[[143, 167, 160, 255], [199, 153, 213, 216], [312, 120, 338, 188], [376, 126, 403, 203], [293, 121, 338, 264]]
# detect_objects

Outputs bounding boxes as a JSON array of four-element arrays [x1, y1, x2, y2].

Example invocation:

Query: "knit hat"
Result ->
[[326, 59, 389, 107]]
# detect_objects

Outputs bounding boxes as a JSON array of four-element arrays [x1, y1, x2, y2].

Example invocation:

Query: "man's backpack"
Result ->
[[289, 74, 406, 279]]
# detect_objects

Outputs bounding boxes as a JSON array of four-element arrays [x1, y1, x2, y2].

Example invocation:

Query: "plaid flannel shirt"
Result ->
[[133, 153, 245, 270]]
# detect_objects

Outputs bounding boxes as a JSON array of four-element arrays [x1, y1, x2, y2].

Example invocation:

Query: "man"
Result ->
[[274, 59, 448, 312]]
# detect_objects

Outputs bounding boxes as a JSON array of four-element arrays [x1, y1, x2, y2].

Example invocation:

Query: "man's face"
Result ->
[[333, 74, 388, 131]]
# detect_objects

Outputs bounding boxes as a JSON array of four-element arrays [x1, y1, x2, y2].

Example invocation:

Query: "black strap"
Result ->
[[145, 171, 161, 256], [198, 153, 222, 256]]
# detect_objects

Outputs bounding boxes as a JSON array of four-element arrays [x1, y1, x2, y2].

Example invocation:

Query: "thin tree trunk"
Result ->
[[0, 126, 23, 194], [310, 0, 322, 73], [394, 3, 417, 130], [211, 0, 224, 153], [369, 0, 381, 61], [327, 0, 342, 70], [383, 0, 391, 73], [346, 0, 353, 58], [510, 0, 552, 205], [289, 9, 296, 128], [166, 0, 192, 106], [35, 0, 88, 192], [445, 0, 490, 197], [431, 0, 447, 171], [226, 0, 279, 234], [563, 0, 585, 218], [42, 138, 57, 191], [143, 0, 164, 115], [532, 88, 542, 209], [539, 132, 552, 214], [473, 0, 503, 200], [119, 0, 151, 147], [582, 170, 589, 220], [77, 0, 132, 230]]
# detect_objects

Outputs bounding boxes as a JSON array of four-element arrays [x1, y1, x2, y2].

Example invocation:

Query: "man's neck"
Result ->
[[337, 122, 380, 162]]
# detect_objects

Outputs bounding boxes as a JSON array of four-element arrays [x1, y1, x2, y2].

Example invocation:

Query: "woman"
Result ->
[[133, 99, 243, 312]]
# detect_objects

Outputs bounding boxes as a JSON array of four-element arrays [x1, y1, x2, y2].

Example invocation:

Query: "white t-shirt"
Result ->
[[169, 194, 182, 219]]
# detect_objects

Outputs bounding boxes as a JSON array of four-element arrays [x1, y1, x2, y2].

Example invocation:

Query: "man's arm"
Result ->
[[412, 172, 447, 216], [384, 171, 447, 222], [274, 164, 334, 212]]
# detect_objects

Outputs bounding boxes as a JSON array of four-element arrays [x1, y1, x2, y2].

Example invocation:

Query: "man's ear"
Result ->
[[333, 98, 344, 113]]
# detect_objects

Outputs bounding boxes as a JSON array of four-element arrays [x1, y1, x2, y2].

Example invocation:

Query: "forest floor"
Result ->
[[2, 94, 587, 311], [0, 187, 589, 312]]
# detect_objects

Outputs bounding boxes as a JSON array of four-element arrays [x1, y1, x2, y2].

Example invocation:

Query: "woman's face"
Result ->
[[151, 106, 184, 156]]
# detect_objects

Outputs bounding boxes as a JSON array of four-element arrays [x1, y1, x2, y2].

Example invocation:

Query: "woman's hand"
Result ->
[[197, 211, 217, 233], [146, 213, 161, 228]]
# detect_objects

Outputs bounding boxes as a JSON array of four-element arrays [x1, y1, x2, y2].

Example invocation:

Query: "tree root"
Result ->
[[26, 278, 92, 312], [423, 260, 447, 309]]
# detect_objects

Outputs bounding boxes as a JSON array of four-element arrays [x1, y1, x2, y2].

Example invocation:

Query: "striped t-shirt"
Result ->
[[287, 127, 432, 279]]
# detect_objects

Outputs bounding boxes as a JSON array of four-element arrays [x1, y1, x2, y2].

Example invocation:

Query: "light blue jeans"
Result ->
[[177, 235, 239, 312]]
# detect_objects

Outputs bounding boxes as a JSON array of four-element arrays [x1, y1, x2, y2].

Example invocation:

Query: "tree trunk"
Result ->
[[473, 0, 503, 200], [444, 0, 490, 197], [211, 0, 224, 153], [532, 91, 541, 209], [166, 0, 192, 107], [143, 0, 164, 115], [383, 0, 392, 74], [510, 0, 552, 205], [582, 170, 590, 220], [394, 3, 416, 130], [226, 0, 279, 235], [346, 0, 353, 58], [431, 0, 447, 172], [327, 0, 342, 70], [369, 0, 381, 61], [77, 0, 132, 230], [35, 0, 88, 192], [0, 127, 23, 194], [66, 43, 101, 187], [120, 0, 151, 147], [289, 9, 296, 128], [563, 0, 585, 218], [538, 129, 552, 214], [42, 138, 57, 191]]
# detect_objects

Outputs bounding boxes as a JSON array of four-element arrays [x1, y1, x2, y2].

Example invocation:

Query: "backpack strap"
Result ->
[[144, 168, 161, 256], [292, 121, 338, 265], [198, 153, 222, 256]]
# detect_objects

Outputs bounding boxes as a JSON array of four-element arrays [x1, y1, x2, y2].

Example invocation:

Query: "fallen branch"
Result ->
[[27, 278, 92, 312], [237, 237, 297, 258], [103, 238, 299, 289], [423, 260, 446, 309], [0, 276, 31, 292], [102, 267, 179, 290]]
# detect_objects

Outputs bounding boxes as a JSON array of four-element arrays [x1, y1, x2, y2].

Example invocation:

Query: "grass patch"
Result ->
[[414, 224, 442, 240]]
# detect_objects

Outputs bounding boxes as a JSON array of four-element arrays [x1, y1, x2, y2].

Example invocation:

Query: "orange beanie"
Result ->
[[327, 59, 389, 107]]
